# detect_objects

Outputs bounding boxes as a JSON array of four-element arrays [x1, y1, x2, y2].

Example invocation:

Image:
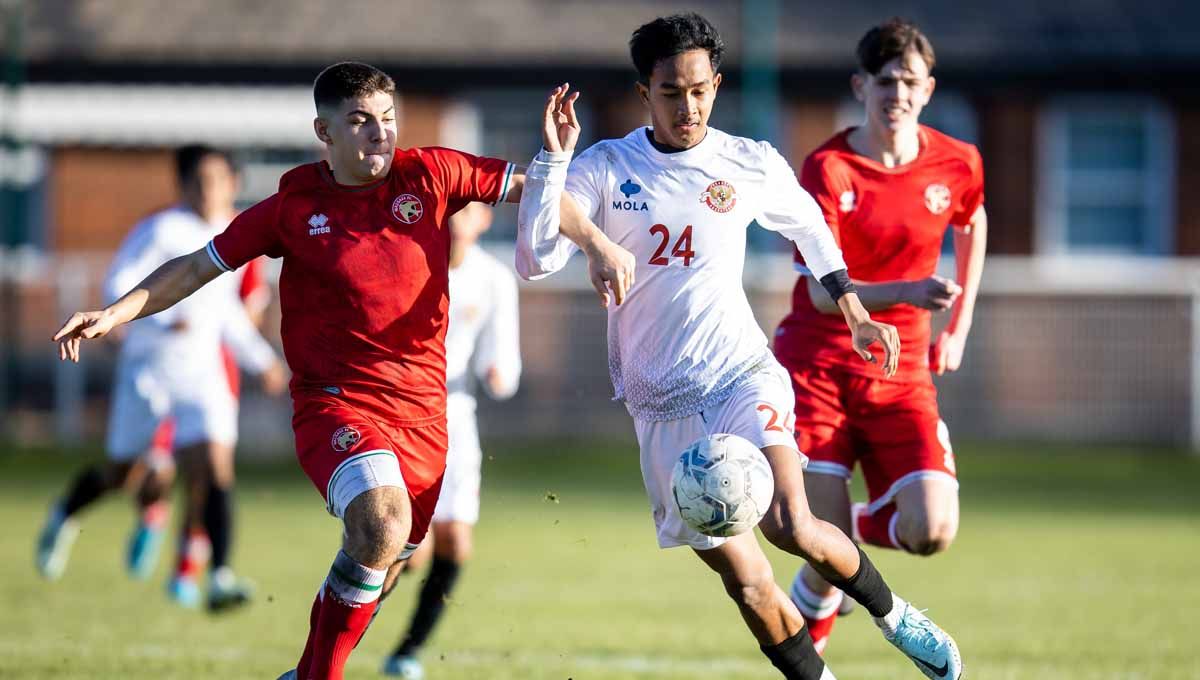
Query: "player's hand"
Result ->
[[902, 275, 962, 311], [485, 366, 505, 396], [53, 310, 120, 362], [260, 361, 289, 396], [542, 83, 581, 154], [583, 235, 636, 307], [850, 318, 900, 378], [930, 329, 967, 375]]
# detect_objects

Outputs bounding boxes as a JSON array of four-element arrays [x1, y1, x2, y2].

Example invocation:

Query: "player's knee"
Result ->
[[725, 569, 776, 611], [344, 491, 410, 564], [898, 516, 957, 556], [435, 532, 472, 563], [761, 505, 824, 560]]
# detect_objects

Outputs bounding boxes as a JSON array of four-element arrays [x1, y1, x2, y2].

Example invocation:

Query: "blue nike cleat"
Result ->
[[35, 505, 79, 581], [125, 522, 165, 580], [884, 600, 963, 679], [167, 574, 202, 608]]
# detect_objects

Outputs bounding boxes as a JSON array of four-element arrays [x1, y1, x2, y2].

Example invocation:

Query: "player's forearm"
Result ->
[[806, 275, 910, 314], [106, 249, 221, 325], [946, 209, 987, 336], [835, 292, 873, 330]]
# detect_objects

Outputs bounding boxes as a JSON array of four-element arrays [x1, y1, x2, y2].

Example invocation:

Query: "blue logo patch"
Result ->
[[322, 386, 342, 395], [619, 179, 641, 199]]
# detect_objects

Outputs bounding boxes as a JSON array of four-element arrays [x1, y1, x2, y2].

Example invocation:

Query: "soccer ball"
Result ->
[[671, 434, 774, 538]]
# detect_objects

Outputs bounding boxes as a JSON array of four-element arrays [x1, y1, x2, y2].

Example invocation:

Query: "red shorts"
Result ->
[[786, 363, 957, 511], [291, 390, 448, 549]]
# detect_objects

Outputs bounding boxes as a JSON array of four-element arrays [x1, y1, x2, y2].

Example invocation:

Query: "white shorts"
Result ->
[[634, 360, 807, 551], [105, 358, 237, 461], [432, 404, 483, 525]]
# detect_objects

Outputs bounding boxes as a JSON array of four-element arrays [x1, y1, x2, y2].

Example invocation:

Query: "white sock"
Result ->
[[873, 592, 906, 638]]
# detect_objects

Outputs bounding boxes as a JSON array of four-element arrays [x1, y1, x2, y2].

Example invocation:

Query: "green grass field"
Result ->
[[2, 440, 1198, 679]]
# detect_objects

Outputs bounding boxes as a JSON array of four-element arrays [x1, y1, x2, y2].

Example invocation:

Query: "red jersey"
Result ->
[[207, 148, 515, 424], [775, 126, 984, 382]]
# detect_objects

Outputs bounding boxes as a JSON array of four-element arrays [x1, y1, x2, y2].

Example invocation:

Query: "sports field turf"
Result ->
[[1, 440, 1198, 679]]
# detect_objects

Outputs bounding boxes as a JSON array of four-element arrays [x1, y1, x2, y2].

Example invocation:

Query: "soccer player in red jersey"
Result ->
[[53, 62, 634, 680], [773, 19, 987, 654]]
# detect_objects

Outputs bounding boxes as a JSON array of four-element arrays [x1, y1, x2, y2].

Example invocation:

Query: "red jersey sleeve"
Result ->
[[950, 146, 985, 227], [421, 147, 515, 206], [207, 194, 285, 273]]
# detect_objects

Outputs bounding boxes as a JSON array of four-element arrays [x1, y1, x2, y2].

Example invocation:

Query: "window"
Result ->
[[1036, 99, 1175, 254]]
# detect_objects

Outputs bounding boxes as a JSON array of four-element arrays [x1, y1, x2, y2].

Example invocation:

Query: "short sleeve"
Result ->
[[564, 144, 608, 222], [208, 194, 285, 273], [950, 146, 985, 227], [421, 147, 515, 206]]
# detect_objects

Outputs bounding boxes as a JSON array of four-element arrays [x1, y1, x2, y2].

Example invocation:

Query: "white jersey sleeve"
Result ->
[[472, 263, 521, 400], [218, 297, 276, 375], [515, 148, 579, 280], [755, 143, 847, 280]]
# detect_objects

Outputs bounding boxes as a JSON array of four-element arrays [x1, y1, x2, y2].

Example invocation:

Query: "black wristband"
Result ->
[[819, 269, 856, 303]]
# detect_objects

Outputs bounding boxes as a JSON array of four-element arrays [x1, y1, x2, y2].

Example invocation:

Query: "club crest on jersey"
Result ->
[[924, 183, 952, 215], [391, 194, 424, 224], [700, 180, 737, 213], [331, 425, 361, 452], [839, 190, 857, 213]]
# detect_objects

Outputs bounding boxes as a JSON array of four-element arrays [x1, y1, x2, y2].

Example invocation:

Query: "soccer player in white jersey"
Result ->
[[517, 14, 962, 680], [381, 202, 521, 678], [35, 146, 287, 612]]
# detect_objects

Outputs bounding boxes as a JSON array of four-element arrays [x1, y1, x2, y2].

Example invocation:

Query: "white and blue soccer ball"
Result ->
[[671, 434, 775, 538]]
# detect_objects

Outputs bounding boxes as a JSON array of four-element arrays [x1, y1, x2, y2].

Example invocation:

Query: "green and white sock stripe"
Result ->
[[327, 550, 386, 604], [790, 575, 843, 620]]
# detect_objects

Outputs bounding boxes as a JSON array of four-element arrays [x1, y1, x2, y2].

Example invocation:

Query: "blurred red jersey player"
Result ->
[[773, 18, 987, 653]]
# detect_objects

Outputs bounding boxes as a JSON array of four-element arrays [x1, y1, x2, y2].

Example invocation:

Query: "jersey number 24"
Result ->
[[648, 224, 695, 267]]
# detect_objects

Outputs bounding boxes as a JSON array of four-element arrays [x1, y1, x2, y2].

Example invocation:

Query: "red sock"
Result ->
[[141, 500, 169, 529], [295, 587, 323, 679], [175, 530, 210, 578], [856, 504, 903, 550], [305, 583, 378, 680], [803, 611, 838, 655]]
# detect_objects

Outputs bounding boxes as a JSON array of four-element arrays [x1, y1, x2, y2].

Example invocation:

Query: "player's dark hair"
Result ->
[[629, 13, 725, 84], [174, 144, 235, 185], [856, 18, 936, 75], [313, 61, 396, 111]]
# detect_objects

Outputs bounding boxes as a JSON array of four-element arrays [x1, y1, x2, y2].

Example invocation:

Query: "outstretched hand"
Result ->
[[851, 318, 901, 378], [542, 83, 581, 154], [53, 310, 119, 362]]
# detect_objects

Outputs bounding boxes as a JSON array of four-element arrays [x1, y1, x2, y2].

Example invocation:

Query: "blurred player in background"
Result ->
[[36, 146, 288, 615], [518, 13, 962, 680], [52, 62, 629, 680], [382, 202, 521, 678], [774, 18, 987, 654]]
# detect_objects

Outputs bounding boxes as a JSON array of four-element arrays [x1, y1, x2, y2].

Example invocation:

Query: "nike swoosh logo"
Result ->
[[914, 657, 949, 677]]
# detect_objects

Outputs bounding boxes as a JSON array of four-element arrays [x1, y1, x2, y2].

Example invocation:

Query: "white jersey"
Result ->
[[104, 205, 276, 379], [445, 244, 522, 413], [517, 127, 847, 421]]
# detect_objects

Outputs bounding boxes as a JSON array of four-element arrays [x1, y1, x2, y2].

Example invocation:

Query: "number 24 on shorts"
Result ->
[[648, 224, 696, 267], [757, 403, 795, 434]]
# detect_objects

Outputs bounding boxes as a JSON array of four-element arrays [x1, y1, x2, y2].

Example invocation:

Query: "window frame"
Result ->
[[1035, 97, 1176, 255]]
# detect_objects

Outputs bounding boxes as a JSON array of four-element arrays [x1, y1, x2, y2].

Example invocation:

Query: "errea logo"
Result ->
[[308, 213, 331, 236]]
